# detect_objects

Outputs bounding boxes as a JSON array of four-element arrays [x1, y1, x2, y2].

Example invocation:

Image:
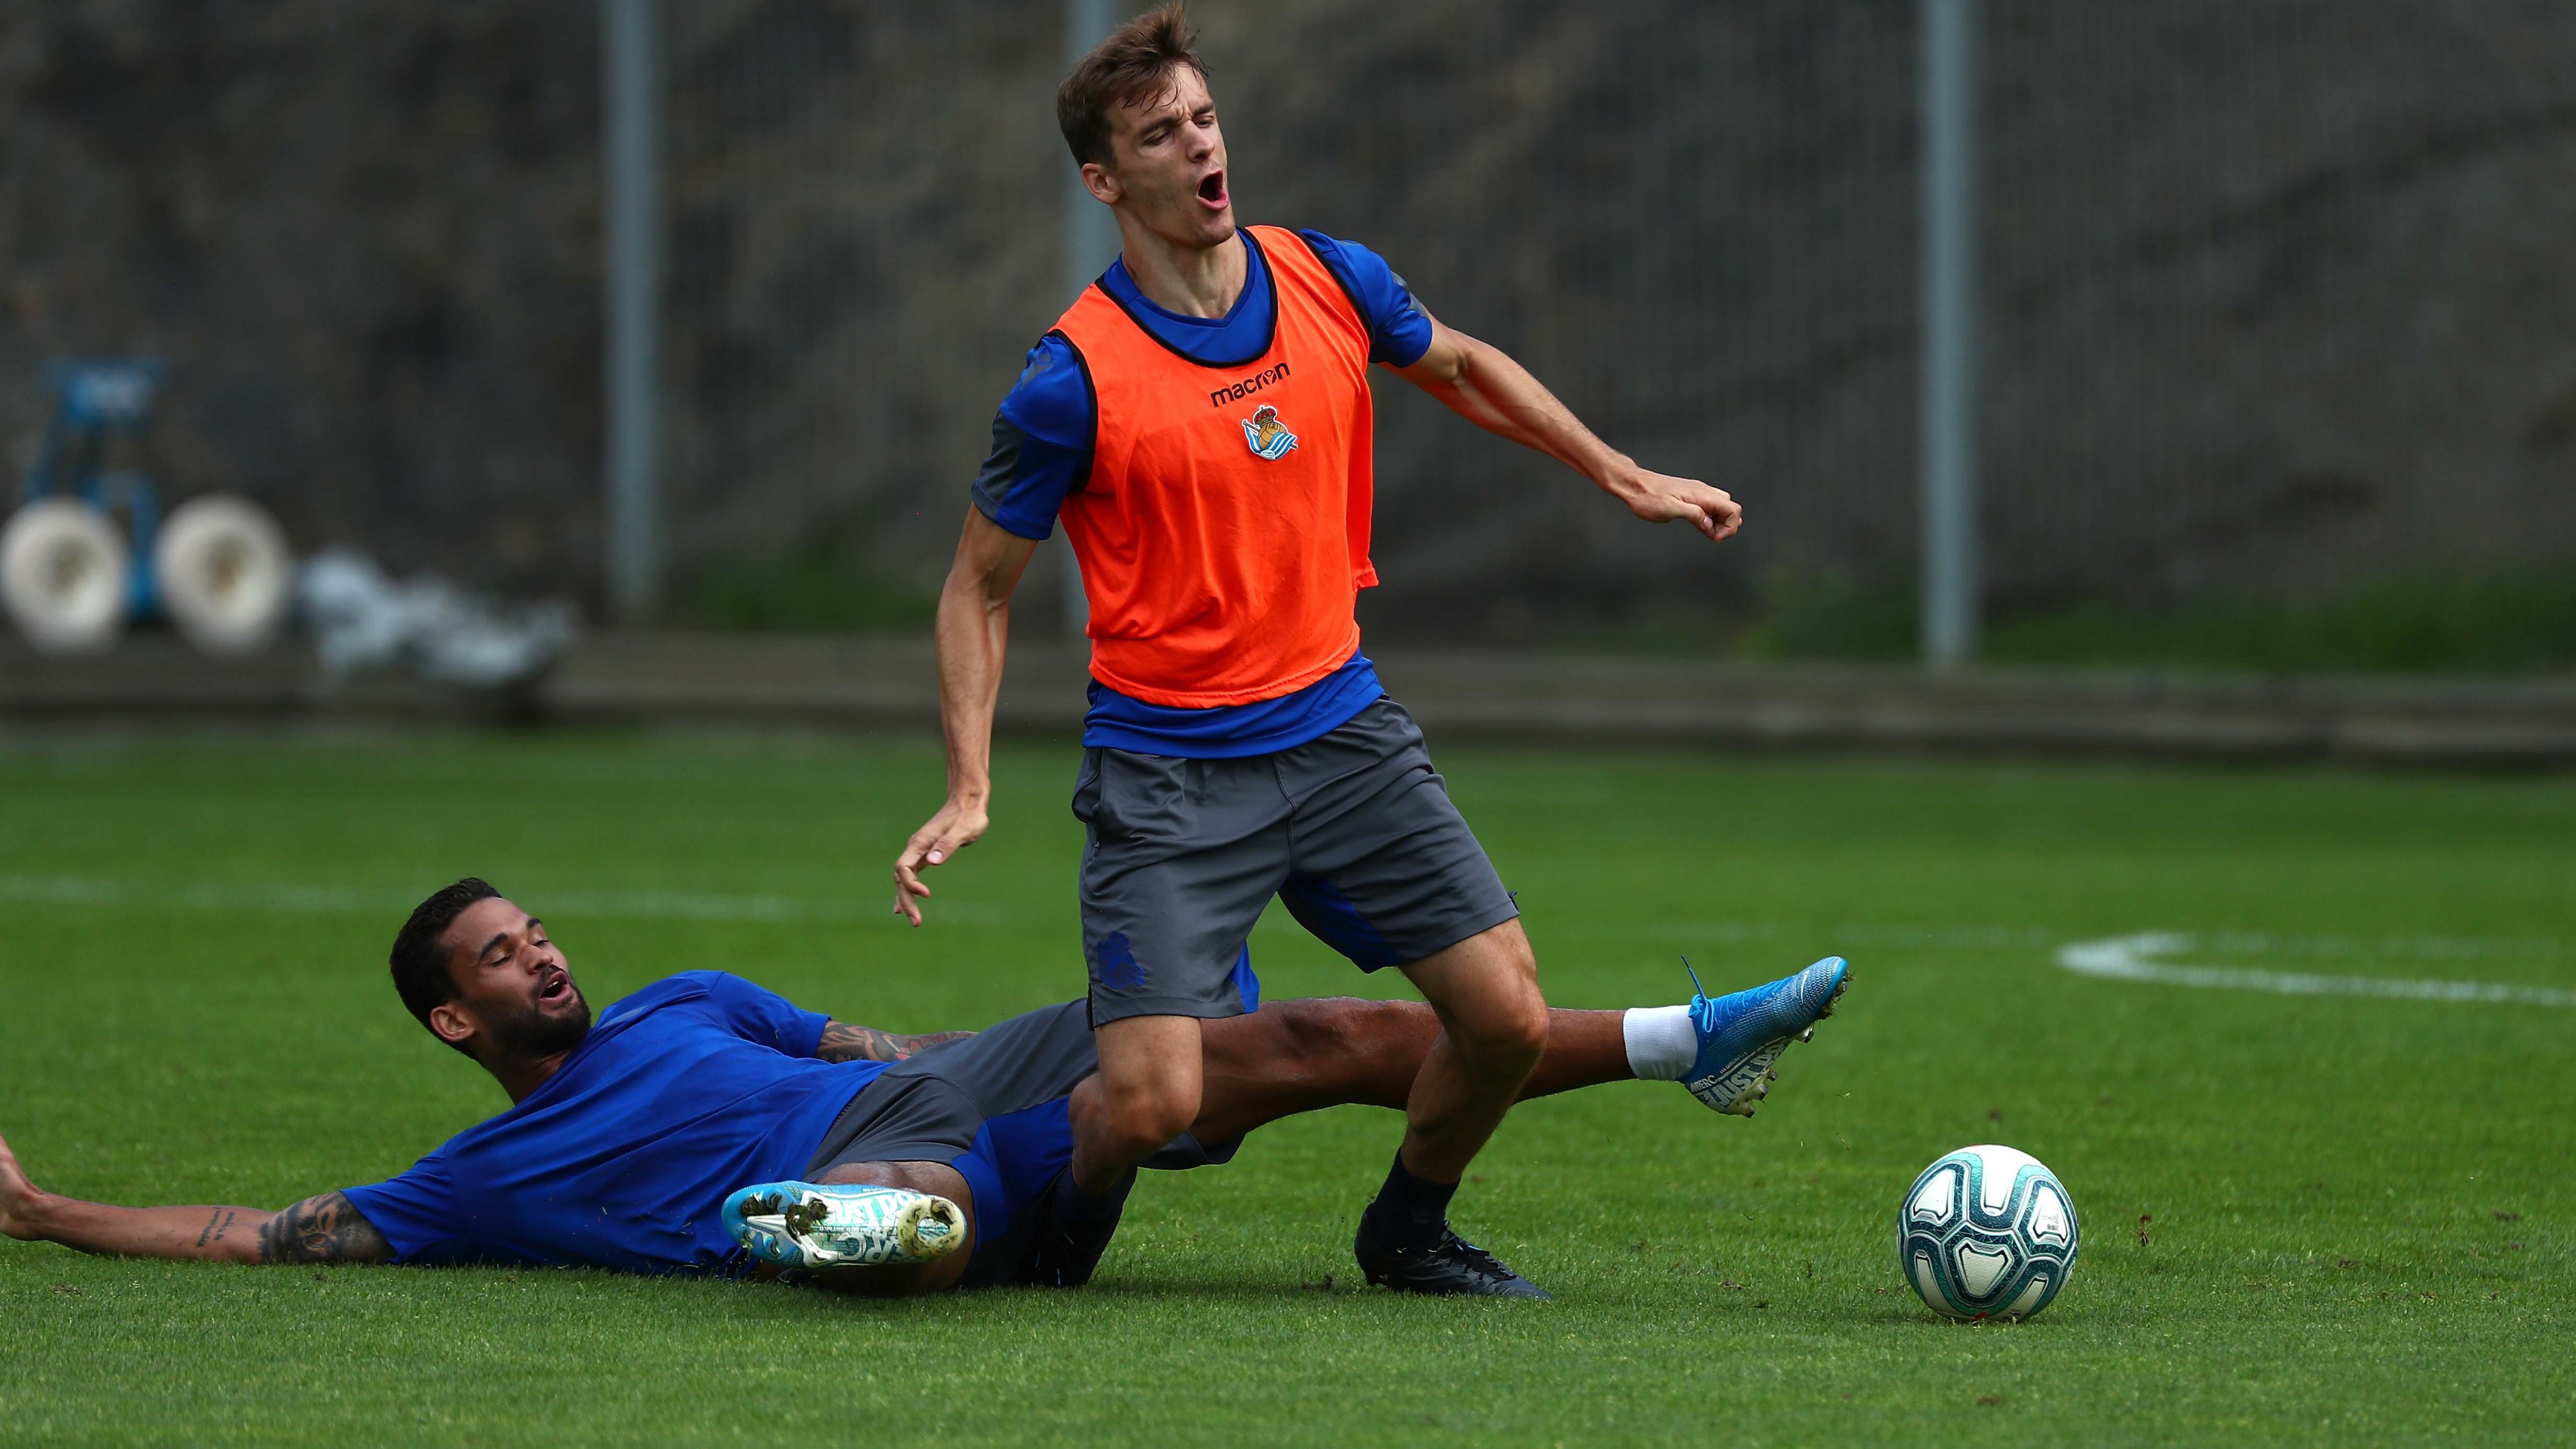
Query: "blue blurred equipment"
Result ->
[[6, 359, 296, 654], [23, 358, 167, 621]]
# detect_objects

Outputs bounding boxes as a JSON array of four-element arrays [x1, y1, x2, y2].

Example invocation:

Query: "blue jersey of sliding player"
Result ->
[[341, 973, 886, 1275]]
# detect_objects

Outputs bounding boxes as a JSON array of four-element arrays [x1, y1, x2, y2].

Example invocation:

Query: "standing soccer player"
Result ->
[[891, 5, 1741, 1297]]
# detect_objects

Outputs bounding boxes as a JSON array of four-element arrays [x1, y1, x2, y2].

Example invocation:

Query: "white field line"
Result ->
[[2056, 933, 2576, 1008], [0, 875, 1023, 925], [1650, 918, 2558, 962], [8, 874, 2566, 1004]]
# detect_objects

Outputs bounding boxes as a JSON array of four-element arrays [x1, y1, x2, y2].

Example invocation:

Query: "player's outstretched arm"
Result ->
[[1392, 314, 1743, 544], [816, 1020, 978, 1064], [893, 508, 1040, 926], [0, 1126, 391, 1265]]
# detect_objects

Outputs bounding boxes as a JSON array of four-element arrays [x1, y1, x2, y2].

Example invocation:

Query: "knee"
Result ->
[[1459, 975, 1548, 1070], [1483, 996, 1550, 1069], [1101, 1071, 1200, 1145]]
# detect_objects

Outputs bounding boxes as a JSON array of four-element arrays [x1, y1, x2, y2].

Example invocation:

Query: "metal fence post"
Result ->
[[1058, 0, 1119, 641], [604, 0, 663, 626], [1065, 0, 1121, 301], [1919, 0, 1980, 669]]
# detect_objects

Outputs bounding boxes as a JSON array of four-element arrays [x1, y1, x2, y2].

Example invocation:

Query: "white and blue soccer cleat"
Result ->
[[723, 1181, 968, 1270], [1682, 955, 1850, 1116]]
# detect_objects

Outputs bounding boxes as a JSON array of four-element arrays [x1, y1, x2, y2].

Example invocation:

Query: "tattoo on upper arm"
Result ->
[[256, 1192, 392, 1265], [816, 1022, 977, 1065]]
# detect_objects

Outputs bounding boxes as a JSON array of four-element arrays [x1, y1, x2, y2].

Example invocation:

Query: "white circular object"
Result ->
[[1, 498, 130, 653], [1897, 1144, 2081, 1321], [155, 494, 293, 653]]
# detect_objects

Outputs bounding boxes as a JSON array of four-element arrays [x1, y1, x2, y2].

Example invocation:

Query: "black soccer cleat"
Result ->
[[1354, 1219, 1552, 1300]]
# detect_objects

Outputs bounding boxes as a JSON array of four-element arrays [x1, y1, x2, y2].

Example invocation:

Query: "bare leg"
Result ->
[[802, 1160, 978, 1297], [1068, 1014, 1204, 1196], [1189, 996, 1633, 1146], [789, 1000, 1636, 1297], [1391, 919, 1550, 1182]]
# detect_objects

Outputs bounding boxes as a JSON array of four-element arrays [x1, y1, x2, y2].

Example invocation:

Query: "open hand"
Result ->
[[892, 795, 991, 926], [1617, 467, 1742, 543]]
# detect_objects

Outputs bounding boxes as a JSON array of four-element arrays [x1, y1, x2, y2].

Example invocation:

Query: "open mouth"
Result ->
[[1196, 169, 1227, 208], [538, 972, 574, 1007]]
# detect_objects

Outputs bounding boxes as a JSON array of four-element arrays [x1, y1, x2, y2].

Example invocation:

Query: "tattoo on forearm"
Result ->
[[255, 1192, 392, 1265], [197, 1209, 236, 1248], [816, 1022, 977, 1065]]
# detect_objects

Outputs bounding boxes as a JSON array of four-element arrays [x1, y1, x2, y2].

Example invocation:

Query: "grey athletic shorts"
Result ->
[[1072, 696, 1519, 1027], [803, 1002, 1101, 1171], [802, 1001, 1237, 1287]]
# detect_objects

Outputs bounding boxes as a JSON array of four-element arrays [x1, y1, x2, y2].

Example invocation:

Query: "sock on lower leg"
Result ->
[[1623, 1004, 1697, 1082], [1365, 1152, 1459, 1251], [1056, 1166, 1135, 1226], [1026, 1167, 1135, 1288]]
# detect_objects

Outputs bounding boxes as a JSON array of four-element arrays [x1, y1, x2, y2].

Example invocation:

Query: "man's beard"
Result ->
[[481, 992, 592, 1063]]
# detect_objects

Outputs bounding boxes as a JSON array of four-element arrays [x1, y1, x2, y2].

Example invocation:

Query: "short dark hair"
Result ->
[[390, 877, 499, 1054], [1057, 3, 1206, 169]]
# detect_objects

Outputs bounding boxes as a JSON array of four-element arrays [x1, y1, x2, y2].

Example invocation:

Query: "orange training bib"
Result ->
[[1050, 226, 1379, 709]]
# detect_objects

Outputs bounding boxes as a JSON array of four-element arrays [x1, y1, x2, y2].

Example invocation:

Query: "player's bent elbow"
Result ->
[[939, 560, 1009, 618]]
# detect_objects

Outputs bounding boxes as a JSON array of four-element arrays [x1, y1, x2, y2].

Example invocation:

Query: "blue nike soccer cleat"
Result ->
[[723, 1181, 967, 1270], [1682, 955, 1850, 1116]]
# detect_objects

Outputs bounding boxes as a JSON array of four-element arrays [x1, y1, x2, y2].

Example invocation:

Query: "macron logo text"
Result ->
[[1209, 362, 1291, 409]]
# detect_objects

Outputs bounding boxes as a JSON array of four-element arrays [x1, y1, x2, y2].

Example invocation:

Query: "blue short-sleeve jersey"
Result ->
[[970, 228, 1426, 757], [340, 972, 884, 1275]]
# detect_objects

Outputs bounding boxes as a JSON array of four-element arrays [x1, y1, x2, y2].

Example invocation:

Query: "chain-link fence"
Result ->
[[6, 1, 2572, 664], [669, 0, 2576, 657], [1975, 0, 2576, 667], [665, 0, 1925, 646]]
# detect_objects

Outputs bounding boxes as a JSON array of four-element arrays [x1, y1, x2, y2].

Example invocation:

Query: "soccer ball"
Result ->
[[1897, 1144, 2079, 1321]]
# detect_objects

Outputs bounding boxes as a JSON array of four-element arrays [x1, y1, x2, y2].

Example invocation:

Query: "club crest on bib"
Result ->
[[1240, 404, 1298, 460]]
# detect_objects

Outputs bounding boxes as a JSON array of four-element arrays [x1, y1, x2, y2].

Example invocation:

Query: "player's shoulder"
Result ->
[[1274, 227, 1430, 365], [997, 332, 1094, 445], [1283, 227, 1395, 280], [1272, 226, 1404, 307], [668, 969, 821, 1016], [595, 971, 726, 1029], [1282, 225, 1358, 256], [663, 968, 784, 1002]]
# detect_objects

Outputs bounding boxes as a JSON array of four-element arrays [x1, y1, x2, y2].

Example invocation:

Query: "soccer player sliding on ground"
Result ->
[[0, 883, 1847, 1294], [890, 4, 1748, 1299]]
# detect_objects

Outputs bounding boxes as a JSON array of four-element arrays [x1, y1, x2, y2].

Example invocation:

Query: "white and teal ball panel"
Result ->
[[1897, 1144, 2079, 1321]]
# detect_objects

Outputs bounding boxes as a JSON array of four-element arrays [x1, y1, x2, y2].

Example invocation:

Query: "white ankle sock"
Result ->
[[1623, 1004, 1697, 1081]]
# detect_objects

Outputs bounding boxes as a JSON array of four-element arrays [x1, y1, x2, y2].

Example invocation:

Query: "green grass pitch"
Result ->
[[2, 737, 2570, 1446]]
